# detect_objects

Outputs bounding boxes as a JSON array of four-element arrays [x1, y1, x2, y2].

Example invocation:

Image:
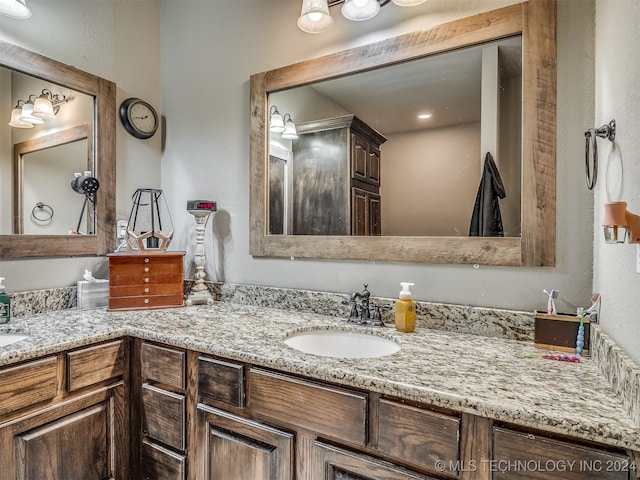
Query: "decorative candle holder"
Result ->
[[186, 207, 215, 306]]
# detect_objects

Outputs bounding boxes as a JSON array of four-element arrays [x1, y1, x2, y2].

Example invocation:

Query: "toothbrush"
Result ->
[[575, 307, 585, 356], [543, 289, 559, 315], [521, 352, 582, 363]]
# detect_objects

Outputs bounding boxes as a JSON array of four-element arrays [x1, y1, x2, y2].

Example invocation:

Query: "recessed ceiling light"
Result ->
[[418, 113, 432, 119]]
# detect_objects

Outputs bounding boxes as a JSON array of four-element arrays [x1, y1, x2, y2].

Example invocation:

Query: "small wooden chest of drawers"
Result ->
[[108, 252, 184, 311]]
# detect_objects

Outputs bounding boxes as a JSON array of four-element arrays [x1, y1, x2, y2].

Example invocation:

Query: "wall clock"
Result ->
[[119, 97, 159, 139]]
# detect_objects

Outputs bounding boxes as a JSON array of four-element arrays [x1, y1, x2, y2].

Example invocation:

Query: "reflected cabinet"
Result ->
[[287, 115, 386, 236]]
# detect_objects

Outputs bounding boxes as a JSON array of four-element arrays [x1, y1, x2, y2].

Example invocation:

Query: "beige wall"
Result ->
[[381, 123, 481, 236]]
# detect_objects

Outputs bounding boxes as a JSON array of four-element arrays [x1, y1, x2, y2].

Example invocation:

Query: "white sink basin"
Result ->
[[284, 329, 400, 358], [0, 333, 28, 348]]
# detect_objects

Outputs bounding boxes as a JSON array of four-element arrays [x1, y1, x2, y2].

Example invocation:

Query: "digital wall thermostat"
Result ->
[[187, 200, 217, 212]]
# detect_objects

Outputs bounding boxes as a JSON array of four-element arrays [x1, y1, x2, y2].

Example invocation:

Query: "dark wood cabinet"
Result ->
[[291, 115, 386, 235], [0, 341, 129, 480], [195, 404, 294, 480]]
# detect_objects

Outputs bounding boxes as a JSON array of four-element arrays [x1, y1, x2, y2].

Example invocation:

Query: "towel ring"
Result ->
[[31, 202, 54, 222], [584, 119, 616, 190]]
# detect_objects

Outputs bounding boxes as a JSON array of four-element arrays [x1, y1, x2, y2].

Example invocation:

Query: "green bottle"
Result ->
[[0, 277, 10, 324]]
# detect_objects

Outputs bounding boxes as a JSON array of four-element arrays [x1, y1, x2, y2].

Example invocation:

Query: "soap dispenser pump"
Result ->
[[395, 282, 416, 332], [0, 277, 10, 324]]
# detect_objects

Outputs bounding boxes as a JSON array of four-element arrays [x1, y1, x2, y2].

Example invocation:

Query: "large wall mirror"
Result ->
[[0, 40, 115, 258], [250, 1, 556, 266]]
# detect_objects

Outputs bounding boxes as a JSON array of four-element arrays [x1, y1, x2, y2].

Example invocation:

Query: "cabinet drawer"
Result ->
[[378, 399, 460, 474], [198, 357, 244, 407], [109, 262, 182, 276], [108, 294, 184, 311], [493, 427, 633, 480], [141, 440, 185, 480], [248, 368, 368, 446], [109, 253, 183, 267], [0, 356, 58, 416], [67, 340, 125, 391], [110, 283, 183, 297], [141, 342, 185, 389], [109, 273, 183, 287], [142, 384, 186, 450]]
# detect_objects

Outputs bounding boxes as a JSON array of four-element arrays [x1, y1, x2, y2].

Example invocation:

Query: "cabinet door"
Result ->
[[314, 441, 436, 480], [195, 404, 294, 480], [367, 145, 381, 186], [351, 133, 369, 183], [0, 387, 126, 480], [352, 188, 368, 236], [368, 193, 381, 236]]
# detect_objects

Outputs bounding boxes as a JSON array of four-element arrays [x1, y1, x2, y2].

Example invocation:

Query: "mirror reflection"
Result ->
[[1, 67, 94, 236], [268, 36, 522, 237]]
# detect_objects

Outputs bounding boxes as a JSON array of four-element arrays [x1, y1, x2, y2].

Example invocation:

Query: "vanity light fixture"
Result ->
[[8, 89, 68, 128], [270, 105, 298, 140], [281, 113, 299, 139], [8, 100, 33, 128], [298, 0, 425, 33], [0, 0, 31, 19], [602, 201, 640, 244]]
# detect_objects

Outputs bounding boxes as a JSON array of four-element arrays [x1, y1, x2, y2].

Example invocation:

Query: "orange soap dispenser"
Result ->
[[395, 282, 416, 332]]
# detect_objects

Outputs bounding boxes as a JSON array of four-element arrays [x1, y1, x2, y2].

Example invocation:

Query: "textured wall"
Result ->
[[593, 0, 640, 362]]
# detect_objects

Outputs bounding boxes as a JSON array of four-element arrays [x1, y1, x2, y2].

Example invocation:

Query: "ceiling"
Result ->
[[307, 36, 522, 135]]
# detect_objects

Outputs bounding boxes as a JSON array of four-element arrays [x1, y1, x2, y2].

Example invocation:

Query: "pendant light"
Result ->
[[0, 0, 31, 18], [341, 0, 380, 21], [298, 0, 333, 33]]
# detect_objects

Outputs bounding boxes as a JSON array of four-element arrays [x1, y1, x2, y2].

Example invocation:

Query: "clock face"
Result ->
[[120, 98, 158, 139]]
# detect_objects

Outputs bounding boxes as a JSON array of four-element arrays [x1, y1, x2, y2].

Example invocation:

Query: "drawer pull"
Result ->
[[144, 278, 150, 283], [144, 287, 150, 293], [144, 299, 150, 304], [145, 257, 150, 263], [144, 267, 150, 272]]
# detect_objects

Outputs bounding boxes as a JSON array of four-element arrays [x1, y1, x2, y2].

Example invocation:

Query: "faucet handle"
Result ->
[[367, 303, 392, 327]]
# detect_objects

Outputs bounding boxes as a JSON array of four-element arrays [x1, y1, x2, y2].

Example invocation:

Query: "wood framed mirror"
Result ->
[[0, 40, 115, 258], [250, 0, 556, 266]]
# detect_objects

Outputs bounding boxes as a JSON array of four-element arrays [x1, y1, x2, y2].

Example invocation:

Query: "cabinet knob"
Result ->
[[144, 278, 149, 283], [144, 267, 149, 273], [144, 287, 149, 293], [144, 257, 150, 263], [144, 299, 149, 304]]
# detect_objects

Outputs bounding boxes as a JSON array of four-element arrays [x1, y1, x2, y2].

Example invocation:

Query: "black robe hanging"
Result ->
[[469, 152, 506, 237]]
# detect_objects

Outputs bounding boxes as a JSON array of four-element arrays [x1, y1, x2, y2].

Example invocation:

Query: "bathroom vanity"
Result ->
[[0, 302, 638, 480]]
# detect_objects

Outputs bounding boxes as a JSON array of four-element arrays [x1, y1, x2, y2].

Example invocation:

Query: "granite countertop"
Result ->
[[0, 302, 638, 453]]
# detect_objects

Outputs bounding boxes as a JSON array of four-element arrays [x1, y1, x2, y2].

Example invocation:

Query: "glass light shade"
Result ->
[[392, 0, 426, 6], [341, 0, 380, 21], [0, 0, 31, 19], [269, 109, 285, 133], [126, 188, 174, 251], [32, 94, 56, 119], [298, 0, 333, 33], [19, 101, 44, 125], [8, 107, 33, 128], [281, 115, 298, 140]]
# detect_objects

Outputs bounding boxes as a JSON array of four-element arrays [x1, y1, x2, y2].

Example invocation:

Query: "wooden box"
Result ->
[[108, 252, 184, 311], [534, 311, 590, 355]]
